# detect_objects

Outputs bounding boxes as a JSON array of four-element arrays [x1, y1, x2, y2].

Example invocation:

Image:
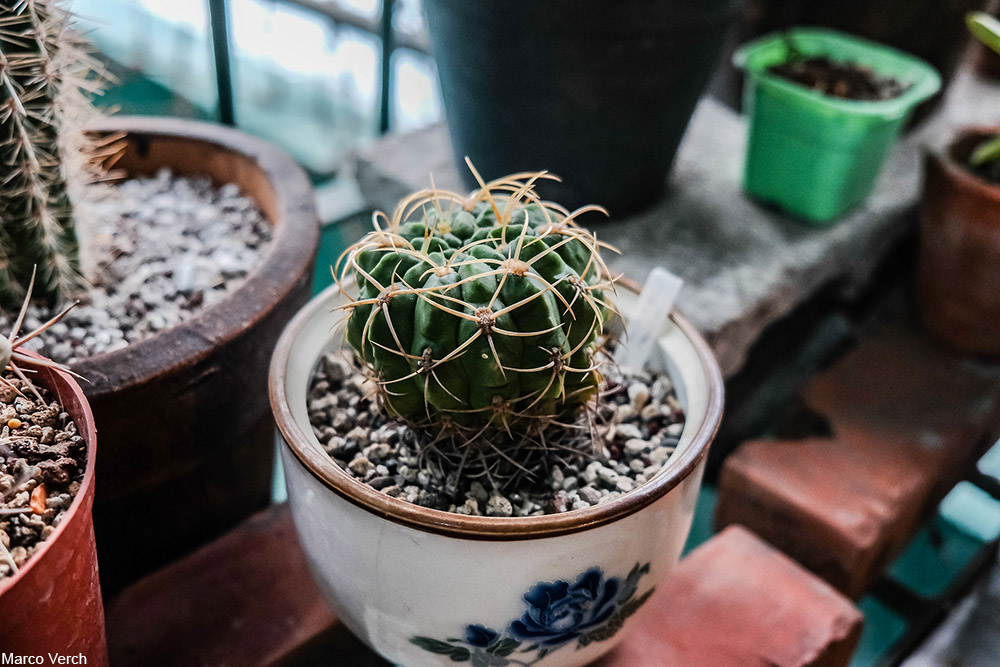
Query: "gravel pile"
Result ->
[[0, 169, 273, 364], [307, 352, 686, 517], [0, 372, 87, 582]]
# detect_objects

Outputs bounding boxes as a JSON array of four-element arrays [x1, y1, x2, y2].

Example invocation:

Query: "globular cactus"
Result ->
[[0, 0, 90, 310], [339, 164, 618, 447]]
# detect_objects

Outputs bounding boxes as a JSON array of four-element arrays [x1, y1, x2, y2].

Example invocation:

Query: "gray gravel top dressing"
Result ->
[[0, 170, 273, 364], [307, 352, 686, 517]]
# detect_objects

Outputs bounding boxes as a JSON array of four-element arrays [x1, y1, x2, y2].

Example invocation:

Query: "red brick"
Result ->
[[597, 526, 864, 667], [716, 329, 1000, 597], [105, 504, 340, 666]]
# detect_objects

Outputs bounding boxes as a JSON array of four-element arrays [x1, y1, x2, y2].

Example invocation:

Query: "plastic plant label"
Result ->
[[615, 267, 683, 372]]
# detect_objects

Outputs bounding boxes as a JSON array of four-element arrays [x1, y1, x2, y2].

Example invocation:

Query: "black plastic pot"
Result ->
[[423, 0, 740, 217]]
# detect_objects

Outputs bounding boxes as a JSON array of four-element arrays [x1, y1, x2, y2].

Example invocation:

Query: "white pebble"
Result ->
[[615, 404, 637, 423], [627, 383, 650, 409], [640, 404, 662, 421], [664, 423, 684, 438], [624, 438, 648, 456], [486, 494, 513, 517], [578, 486, 602, 504], [615, 423, 643, 441], [348, 457, 374, 476], [649, 446, 673, 464]]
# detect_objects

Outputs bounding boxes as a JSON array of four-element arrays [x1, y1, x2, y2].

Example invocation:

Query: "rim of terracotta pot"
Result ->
[[932, 125, 1000, 203], [271, 276, 725, 540], [0, 351, 97, 595], [73, 116, 319, 396]]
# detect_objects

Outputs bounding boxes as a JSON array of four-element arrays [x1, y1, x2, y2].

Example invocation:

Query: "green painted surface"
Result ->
[[852, 597, 909, 667], [684, 485, 718, 555], [97, 65, 212, 120], [939, 481, 1000, 544], [887, 480, 1000, 600], [313, 224, 345, 295], [977, 438, 1000, 478], [888, 516, 985, 600], [312, 212, 371, 295]]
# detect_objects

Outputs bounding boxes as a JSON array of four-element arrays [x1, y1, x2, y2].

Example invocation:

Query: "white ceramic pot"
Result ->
[[270, 281, 724, 667]]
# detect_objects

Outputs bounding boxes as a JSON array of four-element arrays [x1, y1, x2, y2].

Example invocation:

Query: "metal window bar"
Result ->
[[379, 0, 395, 134], [208, 0, 236, 126], [206, 0, 430, 133]]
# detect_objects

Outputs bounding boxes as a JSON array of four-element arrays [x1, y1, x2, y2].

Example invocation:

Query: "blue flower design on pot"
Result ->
[[509, 568, 620, 647], [411, 563, 653, 664], [465, 624, 501, 648]]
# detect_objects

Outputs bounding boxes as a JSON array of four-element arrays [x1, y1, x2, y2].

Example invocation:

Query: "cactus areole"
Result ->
[[339, 166, 618, 440]]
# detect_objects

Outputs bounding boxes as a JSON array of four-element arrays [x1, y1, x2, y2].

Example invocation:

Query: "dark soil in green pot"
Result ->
[[710, 0, 987, 116], [423, 0, 740, 217]]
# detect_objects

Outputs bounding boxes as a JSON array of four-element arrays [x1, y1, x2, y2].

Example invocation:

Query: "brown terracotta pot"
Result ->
[[78, 117, 318, 591], [0, 354, 107, 663], [918, 126, 1000, 356]]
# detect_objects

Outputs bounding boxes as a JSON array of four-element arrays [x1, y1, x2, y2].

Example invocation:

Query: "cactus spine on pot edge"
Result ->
[[0, 0, 88, 310]]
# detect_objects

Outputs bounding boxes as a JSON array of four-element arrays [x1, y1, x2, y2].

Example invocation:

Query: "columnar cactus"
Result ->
[[339, 165, 617, 444], [0, 0, 85, 310]]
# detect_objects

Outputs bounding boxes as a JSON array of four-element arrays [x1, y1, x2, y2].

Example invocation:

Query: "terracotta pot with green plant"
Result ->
[[0, 0, 318, 590], [918, 13, 1000, 355]]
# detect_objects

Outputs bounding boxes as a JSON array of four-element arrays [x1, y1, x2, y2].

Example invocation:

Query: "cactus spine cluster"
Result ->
[[339, 164, 618, 460], [0, 0, 87, 310]]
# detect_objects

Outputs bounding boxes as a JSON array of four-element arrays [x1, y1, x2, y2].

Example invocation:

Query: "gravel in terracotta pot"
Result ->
[[919, 126, 1000, 355], [73, 117, 319, 591], [270, 174, 724, 666]]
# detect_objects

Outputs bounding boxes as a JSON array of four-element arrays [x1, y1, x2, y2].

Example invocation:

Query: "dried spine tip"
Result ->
[[1, 267, 77, 402], [0, 0, 88, 309], [337, 165, 619, 453]]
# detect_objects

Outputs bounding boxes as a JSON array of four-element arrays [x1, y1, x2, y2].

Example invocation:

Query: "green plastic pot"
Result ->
[[736, 28, 941, 224]]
